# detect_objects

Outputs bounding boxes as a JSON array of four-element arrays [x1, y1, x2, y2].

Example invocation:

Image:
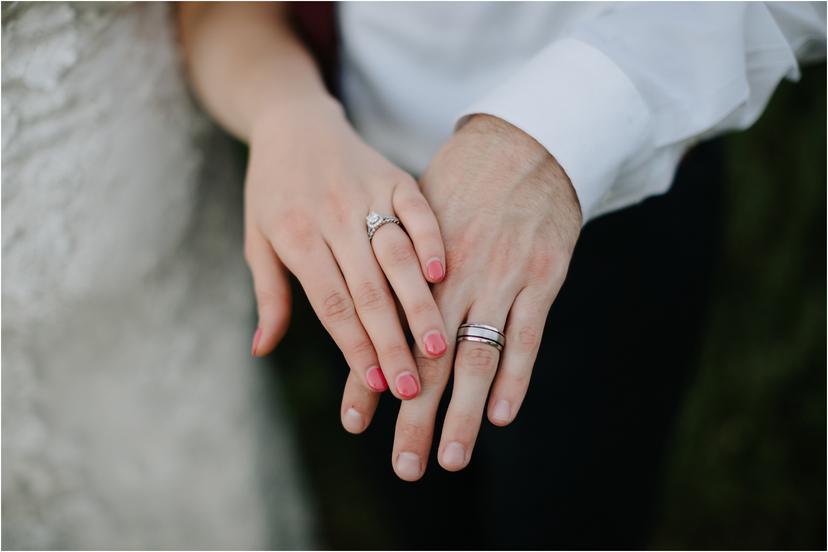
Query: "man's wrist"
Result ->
[[461, 114, 550, 164], [459, 114, 582, 223], [460, 114, 569, 180]]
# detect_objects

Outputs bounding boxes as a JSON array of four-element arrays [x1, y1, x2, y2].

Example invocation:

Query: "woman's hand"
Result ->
[[246, 98, 449, 407], [177, 3, 448, 409], [340, 114, 582, 480]]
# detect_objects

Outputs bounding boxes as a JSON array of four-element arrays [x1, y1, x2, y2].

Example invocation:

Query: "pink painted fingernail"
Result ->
[[424, 331, 447, 356], [251, 327, 262, 357], [366, 366, 388, 392], [426, 258, 444, 282], [395, 373, 420, 398]]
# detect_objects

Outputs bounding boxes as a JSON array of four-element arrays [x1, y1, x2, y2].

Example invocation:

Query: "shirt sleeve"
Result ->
[[456, 2, 827, 223]]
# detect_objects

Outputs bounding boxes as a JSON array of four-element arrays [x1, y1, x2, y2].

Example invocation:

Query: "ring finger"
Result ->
[[273, 236, 382, 390], [437, 299, 512, 472]]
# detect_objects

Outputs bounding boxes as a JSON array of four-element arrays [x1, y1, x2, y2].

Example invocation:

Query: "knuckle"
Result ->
[[458, 344, 499, 376], [349, 338, 375, 358], [396, 420, 430, 445], [447, 412, 480, 436], [321, 290, 355, 324], [508, 370, 532, 389], [397, 191, 430, 215], [491, 235, 517, 271], [445, 234, 476, 272], [408, 299, 438, 320], [414, 353, 448, 384], [515, 325, 542, 351], [526, 248, 559, 282], [323, 187, 351, 228], [277, 208, 315, 248], [354, 281, 389, 312], [379, 342, 411, 362], [255, 288, 286, 311], [384, 240, 416, 266], [418, 233, 444, 255], [409, 227, 443, 257]]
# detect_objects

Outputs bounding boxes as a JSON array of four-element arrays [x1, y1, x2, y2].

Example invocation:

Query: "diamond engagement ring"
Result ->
[[456, 323, 506, 351], [366, 211, 402, 241]]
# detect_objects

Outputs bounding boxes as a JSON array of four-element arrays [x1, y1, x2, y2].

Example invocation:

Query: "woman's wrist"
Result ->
[[247, 92, 345, 144]]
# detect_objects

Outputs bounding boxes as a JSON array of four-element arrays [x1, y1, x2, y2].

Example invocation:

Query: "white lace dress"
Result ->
[[2, 3, 312, 548]]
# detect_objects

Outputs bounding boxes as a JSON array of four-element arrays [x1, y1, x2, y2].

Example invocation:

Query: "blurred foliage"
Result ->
[[651, 64, 826, 549]]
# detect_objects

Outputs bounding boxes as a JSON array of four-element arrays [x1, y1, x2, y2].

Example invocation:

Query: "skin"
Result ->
[[178, 2, 584, 478], [178, 2, 450, 403], [341, 114, 582, 480]]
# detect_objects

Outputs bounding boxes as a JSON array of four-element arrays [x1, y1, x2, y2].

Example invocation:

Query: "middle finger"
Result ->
[[390, 292, 467, 481], [371, 222, 448, 359], [330, 234, 422, 400]]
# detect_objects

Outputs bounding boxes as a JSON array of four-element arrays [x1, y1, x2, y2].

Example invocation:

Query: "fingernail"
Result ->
[[250, 327, 262, 357], [366, 367, 388, 392], [426, 258, 444, 282], [343, 407, 364, 433], [395, 373, 420, 398], [442, 441, 466, 469], [492, 399, 511, 423], [396, 451, 422, 480], [423, 331, 447, 356]]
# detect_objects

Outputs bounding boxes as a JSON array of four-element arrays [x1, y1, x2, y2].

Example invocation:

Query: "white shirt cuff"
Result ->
[[456, 38, 652, 222]]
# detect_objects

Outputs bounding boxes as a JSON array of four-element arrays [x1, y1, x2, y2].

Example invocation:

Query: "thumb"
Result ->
[[245, 229, 292, 357]]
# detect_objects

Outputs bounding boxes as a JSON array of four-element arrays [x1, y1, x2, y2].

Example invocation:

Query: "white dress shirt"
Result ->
[[338, 2, 826, 222]]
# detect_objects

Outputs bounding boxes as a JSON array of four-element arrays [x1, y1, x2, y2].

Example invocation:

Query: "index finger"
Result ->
[[392, 178, 446, 283]]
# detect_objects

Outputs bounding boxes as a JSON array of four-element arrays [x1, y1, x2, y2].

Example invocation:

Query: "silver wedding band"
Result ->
[[366, 211, 402, 241], [456, 323, 506, 351]]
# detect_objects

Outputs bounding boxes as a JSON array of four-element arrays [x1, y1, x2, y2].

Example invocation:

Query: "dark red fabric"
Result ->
[[289, 2, 338, 93]]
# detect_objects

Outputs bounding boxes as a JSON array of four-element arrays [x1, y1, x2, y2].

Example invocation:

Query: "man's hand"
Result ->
[[340, 114, 582, 480]]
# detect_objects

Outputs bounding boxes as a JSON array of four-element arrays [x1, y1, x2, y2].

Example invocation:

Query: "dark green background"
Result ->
[[650, 64, 826, 549], [264, 64, 826, 550]]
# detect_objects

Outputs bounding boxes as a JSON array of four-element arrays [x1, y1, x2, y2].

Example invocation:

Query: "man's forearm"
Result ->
[[177, 2, 338, 141]]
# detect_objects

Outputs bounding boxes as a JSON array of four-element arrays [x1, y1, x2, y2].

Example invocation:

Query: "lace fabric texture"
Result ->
[[2, 3, 312, 548]]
